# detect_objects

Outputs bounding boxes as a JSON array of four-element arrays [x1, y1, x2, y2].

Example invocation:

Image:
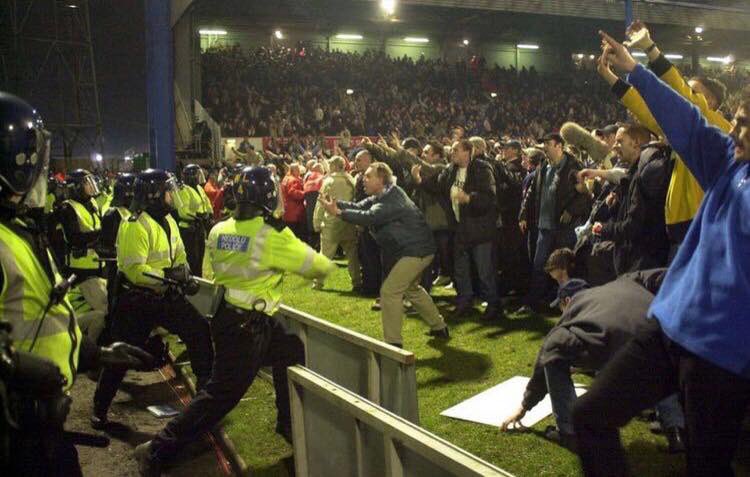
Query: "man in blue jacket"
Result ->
[[571, 31, 750, 477], [319, 162, 449, 348]]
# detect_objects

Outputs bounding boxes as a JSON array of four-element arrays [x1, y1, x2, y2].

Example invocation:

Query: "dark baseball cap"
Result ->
[[550, 278, 591, 309], [504, 140, 523, 151]]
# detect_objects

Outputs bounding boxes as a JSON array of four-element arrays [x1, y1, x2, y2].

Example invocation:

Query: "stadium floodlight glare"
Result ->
[[632, 52, 647, 57], [199, 29, 228, 36], [463, 39, 470, 46], [94, 153, 103, 163], [336, 34, 363, 40], [381, 0, 396, 16], [707, 55, 732, 64], [491, 92, 498, 98], [346, 89, 354, 95], [664, 54, 684, 60], [274, 30, 283, 40], [576, 53, 584, 59], [66, 4, 79, 8], [589, 55, 595, 59], [124, 155, 132, 161], [517, 44, 539, 50], [695, 26, 704, 34], [404, 37, 429, 43]]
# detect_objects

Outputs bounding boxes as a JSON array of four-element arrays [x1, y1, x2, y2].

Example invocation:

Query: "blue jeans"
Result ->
[[544, 360, 577, 435], [528, 227, 576, 305], [453, 241, 498, 307]]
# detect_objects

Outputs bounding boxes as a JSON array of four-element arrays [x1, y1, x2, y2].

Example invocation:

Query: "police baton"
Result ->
[[143, 272, 181, 287]]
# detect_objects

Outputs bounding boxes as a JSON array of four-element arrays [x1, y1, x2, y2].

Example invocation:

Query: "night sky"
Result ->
[[90, 0, 148, 156]]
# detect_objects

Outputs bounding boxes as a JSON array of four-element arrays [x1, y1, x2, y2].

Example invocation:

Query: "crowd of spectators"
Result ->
[[202, 45, 626, 142]]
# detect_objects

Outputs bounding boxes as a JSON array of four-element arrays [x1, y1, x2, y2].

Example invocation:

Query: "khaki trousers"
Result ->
[[380, 255, 446, 345], [77, 276, 108, 342], [319, 228, 362, 288]]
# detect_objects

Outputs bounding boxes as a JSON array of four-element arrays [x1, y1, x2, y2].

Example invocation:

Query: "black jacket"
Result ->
[[599, 143, 673, 275], [493, 157, 525, 228], [522, 268, 667, 410], [419, 157, 497, 249], [519, 152, 590, 229]]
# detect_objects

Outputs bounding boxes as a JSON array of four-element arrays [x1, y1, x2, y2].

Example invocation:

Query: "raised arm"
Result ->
[[601, 31, 733, 189]]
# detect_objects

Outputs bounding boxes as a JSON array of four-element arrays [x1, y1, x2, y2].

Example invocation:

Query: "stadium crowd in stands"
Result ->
[[202, 44, 627, 142]]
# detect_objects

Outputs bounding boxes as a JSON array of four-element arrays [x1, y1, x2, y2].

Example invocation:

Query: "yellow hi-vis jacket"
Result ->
[[63, 198, 102, 270], [0, 218, 81, 390], [613, 54, 732, 233], [176, 184, 212, 229], [203, 216, 334, 314], [117, 210, 186, 289], [96, 192, 112, 213]]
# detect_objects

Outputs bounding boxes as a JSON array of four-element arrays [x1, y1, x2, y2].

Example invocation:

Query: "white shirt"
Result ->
[[450, 167, 467, 222]]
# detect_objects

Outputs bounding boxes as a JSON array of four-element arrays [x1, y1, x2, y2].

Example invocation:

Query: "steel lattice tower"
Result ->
[[2, 0, 103, 169]]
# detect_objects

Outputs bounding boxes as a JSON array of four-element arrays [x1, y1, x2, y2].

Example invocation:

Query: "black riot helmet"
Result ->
[[112, 172, 136, 207], [181, 163, 206, 187], [65, 169, 99, 202], [0, 91, 50, 208], [233, 166, 278, 216], [132, 168, 183, 218]]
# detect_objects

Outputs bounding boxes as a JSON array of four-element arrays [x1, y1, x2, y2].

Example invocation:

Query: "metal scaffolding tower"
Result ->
[[1, 0, 103, 169]]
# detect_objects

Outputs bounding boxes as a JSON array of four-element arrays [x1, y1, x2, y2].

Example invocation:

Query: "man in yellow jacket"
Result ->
[[135, 166, 333, 474], [597, 21, 731, 250]]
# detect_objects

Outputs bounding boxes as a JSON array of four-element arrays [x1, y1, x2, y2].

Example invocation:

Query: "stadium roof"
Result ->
[[192, 0, 750, 58]]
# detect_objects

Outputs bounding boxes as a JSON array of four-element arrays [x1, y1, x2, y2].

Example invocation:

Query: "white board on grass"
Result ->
[[440, 376, 587, 429]]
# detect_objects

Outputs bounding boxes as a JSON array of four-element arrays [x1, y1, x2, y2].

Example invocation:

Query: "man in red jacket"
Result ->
[[281, 163, 306, 240]]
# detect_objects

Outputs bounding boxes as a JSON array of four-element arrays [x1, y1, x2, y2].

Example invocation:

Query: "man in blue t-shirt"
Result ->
[[571, 32, 750, 477]]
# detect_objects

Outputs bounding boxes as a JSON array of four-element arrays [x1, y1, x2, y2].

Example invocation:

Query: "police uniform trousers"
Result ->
[[179, 225, 206, 277], [148, 304, 304, 463], [93, 287, 214, 414]]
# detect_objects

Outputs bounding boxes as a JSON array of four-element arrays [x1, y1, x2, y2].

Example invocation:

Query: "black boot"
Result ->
[[664, 426, 686, 454], [426, 326, 450, 339], [90, 407, 108, 430]]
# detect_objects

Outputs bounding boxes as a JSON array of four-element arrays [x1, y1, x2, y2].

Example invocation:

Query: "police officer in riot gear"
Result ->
[[0, 90, 153, 476], [92, 168, 214, 430], [97, 172, 136, 341], [135, 166, 334, 475], [59, 168, 108, 342], [99, 172, 136, 259], [175, 164, 213, 276]]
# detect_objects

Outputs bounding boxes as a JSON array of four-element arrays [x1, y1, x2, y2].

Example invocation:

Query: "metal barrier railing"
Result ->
[[288, 366, 514, 477]]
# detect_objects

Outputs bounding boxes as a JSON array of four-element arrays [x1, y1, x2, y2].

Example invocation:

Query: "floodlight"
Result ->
[[199, 29, 227, 35], [336, 34, 363, 40], [404, 37, 429, 43], [463, 39, 470, 46], [695, 26, 704, 34], [517, 44, 539, 50], [274, 30, 283, 40], [346, 89, 354, 95], [664, 54, 683, 60], [381, 0, 396, 16]]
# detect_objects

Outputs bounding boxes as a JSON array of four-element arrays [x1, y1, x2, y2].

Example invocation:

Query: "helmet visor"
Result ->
[[82, 175, 100, 198], [22, 129, 51, 209], [165, 176, 184, 211]]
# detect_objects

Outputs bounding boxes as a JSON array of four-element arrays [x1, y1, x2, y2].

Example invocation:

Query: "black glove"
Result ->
[[99, 342, 154, 371], [163, 264, 190, 283], [183, 279, 200, 296]]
